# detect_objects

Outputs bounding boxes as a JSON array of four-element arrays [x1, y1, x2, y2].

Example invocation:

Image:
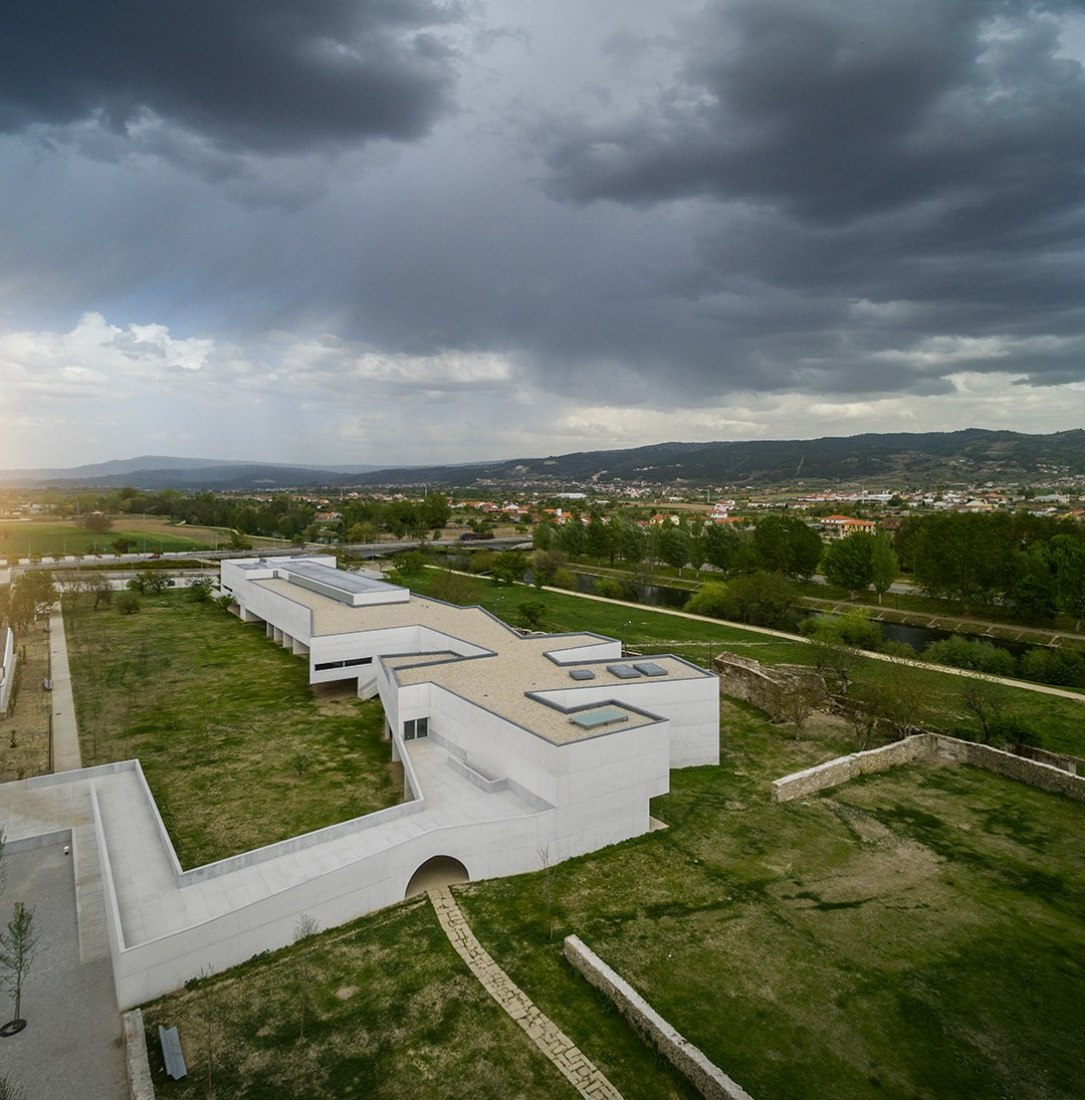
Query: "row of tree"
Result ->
[[535, 513, 824, 579], [893, 513, 1085, 623]]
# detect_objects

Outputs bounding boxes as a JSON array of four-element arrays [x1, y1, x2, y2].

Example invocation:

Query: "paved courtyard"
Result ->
[[0, 844, 127, 1100]]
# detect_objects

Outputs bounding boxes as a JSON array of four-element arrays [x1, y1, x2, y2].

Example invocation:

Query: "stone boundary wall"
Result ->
[[123, 1008, 156, 1100], [714, 653, 821, 719], [1011, 743, 1080, 775], [564, 935, 755, 1100], [772, 734, 1085, 803]]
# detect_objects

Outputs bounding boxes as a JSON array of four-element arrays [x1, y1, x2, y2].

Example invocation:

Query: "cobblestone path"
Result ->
[[429, 886, 623, 1099]]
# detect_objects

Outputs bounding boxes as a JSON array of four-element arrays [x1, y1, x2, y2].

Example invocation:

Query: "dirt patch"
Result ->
[[335, 986, 359, 1001]]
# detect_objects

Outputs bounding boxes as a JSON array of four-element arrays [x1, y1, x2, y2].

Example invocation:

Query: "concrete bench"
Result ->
[[158, 1024, 187, 1080]]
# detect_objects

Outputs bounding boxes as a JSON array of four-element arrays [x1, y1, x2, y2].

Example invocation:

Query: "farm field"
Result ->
[[63, 591, 402, 866], [0, 518, 209, 558]]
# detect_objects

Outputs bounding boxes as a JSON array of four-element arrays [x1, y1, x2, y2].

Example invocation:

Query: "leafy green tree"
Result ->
[[556, 519, 585, 557], [659, 525, 691, 572], [870, 534, 899, 604], [702, 523, 742, 572], [923, 637, 1016, 677], [189, 576, 214, 602], [1049, 535, 1085, 630], [752, 516, 822, 579], [684, 582, 731, 619], [490, 550, 526, 585], [0, 901, 37, 1030], [532, 521, 557, 550], [421, 492, 451, 536], [721, 572, 797, 629], [584, 515, 613, 561], [822, 533, 875, 596], [115, 591, 141, 615], [6, 571, 57, 630], [612, 516, 646, 567], [518, 601, 547, 631]]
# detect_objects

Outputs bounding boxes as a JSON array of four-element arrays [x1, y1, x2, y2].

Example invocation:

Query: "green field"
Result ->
[[142, 700, 1085, 1100], [64, 591, 402, 866], [405, 567, 1085, 756], [0, 519, 209, 558]]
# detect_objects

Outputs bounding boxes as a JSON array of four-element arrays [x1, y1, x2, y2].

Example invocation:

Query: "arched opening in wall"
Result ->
[[404, 856, 470, 898]]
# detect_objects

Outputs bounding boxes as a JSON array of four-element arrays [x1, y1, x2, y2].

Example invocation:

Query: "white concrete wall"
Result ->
[[0, 626, 15, 714]]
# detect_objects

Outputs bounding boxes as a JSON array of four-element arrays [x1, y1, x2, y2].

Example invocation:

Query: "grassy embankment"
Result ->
[[64, 591, 401, 866]]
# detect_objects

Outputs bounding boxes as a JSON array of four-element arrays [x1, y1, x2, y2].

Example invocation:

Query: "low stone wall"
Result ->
[[564, 935, 755, 1100], [772, 733, 1085, 803], [1010, 743, 1080, 776], [771, 736, 932, 802], [933, 738, 1085, 802], [714, 653, 822, 720]]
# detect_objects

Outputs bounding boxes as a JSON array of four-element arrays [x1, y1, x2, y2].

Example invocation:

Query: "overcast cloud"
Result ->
[[2, 0, 1085, 469]]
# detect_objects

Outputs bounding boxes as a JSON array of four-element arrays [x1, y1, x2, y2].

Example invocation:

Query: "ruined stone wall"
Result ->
[[714, 652, 822, 719], [772, 733, 1085, 803]]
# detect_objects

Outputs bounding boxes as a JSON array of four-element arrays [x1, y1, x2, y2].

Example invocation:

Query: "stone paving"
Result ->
[[429, 886, 623, 1100]]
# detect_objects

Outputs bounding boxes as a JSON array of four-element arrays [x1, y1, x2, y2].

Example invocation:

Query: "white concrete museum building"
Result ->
[[4, 556, 720, 1009]]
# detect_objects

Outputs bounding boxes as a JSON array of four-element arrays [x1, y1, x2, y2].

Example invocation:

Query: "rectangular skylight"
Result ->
[[606, 663, 642, 679], [632, 661, 668, 677], [569, 668, 596, 681], [570, 706, 629, 730]]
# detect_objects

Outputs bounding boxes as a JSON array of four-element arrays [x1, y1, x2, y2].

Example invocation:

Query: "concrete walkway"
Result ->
[[429, 886, 623, 1100], [48, 610, 82, 773]]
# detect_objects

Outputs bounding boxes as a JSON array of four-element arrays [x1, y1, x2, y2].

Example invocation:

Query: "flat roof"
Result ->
[[250, 569, 709, 745]]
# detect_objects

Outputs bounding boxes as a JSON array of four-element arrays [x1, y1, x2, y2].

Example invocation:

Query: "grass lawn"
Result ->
[[141, 894, 697, 1100], [64, 591, 402, 867], [0, 519, 209, 558], [141, 700, 1085, 1099]]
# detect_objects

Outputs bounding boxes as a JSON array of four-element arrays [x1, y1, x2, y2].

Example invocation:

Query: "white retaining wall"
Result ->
[[0, 625, 15, 714]]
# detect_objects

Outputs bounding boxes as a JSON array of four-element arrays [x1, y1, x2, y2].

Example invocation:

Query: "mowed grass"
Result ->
[[64, 591, 402, 867], [408, 567, 1085, 756], [0, 519, 208, 558], [141, 700, 1085, 1099]]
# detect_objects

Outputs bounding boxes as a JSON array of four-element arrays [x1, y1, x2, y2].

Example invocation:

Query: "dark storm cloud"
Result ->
[[0, 0, 462, 152], [542, 1, 1085, 222], [525, 0, 1085, 393]]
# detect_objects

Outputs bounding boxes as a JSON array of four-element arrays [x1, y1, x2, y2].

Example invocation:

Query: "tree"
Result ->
[[870, 534, 899, 605], [0, 902, 37, 1034], [490, 550, 526, 585], [6, 572, 57, 630], [189, 576, 214, 603], [1049, 535, 1085, 630], [658, 525, 692, 574], [293, 913, 319, 1041], [518, 601, 547, 631], [822, 533, 875, 596], [82, 512, 112, 535], [721, 572, 797, 630], [115, 591, 141, 615], [111, 537, 131, 555], [752, 516, 822, 579], [684, 583, 731, 619], [959, 677, 1009, 743], [92, 582, 113, 610], [584, 515, 612, 561], [702, 523, 742, 572], [421, 492, 451, 537]]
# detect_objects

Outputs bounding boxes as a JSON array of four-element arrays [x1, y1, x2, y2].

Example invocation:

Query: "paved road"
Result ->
[[0, 845, 127, 1100]]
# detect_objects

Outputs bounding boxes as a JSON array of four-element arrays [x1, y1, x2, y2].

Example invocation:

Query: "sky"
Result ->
[[3, 0, 1085, 470]]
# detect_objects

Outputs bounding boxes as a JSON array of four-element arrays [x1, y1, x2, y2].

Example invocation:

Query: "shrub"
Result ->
[[1019, 647, 1085, 688], [684, 583, 730, 619], [115, 591, 141, 615], [923, 636, 1016, 677]]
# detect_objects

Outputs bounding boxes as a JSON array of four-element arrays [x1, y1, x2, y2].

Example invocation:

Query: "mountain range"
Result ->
[[3, 429, 1084, 491]]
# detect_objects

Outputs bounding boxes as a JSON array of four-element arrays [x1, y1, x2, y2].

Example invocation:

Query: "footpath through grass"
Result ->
[[64, 591, 402, 867], [142, 700, 1085, 1099]]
